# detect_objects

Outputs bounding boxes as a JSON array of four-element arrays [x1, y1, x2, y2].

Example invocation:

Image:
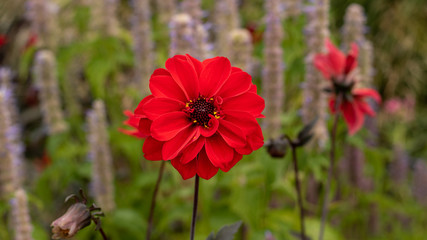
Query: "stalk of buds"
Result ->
[[11, 189, 34, 240], [262, 0, 285, 139], [25, 0, 59, 50], [131, 0, 154, 97], [87, 100, 115, 213], [155, 0, 176, 24], [302, 0, 331, 149], [214, 0, 240, 57], [0, 87, 21, 198], [51, 189, 107, 239], [169, 13, 195, 57], [33, 50, 68, 135], [229, 28, 253, 73]]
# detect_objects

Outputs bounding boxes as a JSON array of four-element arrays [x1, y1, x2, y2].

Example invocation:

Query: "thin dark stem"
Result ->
[[98, 227, 108, 240], [318, 94, 342, 240], [291, 145, 307, 240], [285, 135, 306, 240], [190, 174, 200, 240], [92, 218, 108, 240], [146, 161, 166, 240]]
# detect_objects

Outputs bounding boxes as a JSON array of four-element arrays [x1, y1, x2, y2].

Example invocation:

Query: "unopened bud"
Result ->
[[265, 136, 288, 158], [51, 203, 91, 239]]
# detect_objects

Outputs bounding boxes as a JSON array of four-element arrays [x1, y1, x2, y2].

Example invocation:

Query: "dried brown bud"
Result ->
[[265, 136, 288, 158], [51, 203, 91, 239]]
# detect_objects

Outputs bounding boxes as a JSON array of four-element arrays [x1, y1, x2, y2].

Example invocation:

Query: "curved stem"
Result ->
[[98, 227, 108, 240], [190, 174, 200, 240], [318, 94, 342, 240], [291, 144, 307, 240], [146, 161, 166, 240]]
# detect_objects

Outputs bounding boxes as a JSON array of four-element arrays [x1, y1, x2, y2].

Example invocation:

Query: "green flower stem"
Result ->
[[318, 94, 342, 240]]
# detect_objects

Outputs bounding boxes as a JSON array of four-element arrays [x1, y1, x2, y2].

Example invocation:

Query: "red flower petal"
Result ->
[[165, 55, 199, 100], [340, 100, 364, 135], [180, 137, 205, 164], [143, 98, 185, 120], [344, 43, 359, 74], [151, 112, 192, 141], [222, 92, 265, 117], [355, 99, 376, 117], [186, 54, 202, 77], [134, 95, 154, 115], [143, 137, 164, 160], [353, 88, 382, 104], [231, 67, 243, 74], [196, 148, 219, 180], [162, 126, 200, 160], [149, 74, 187, 103], [325, 39, 346, 76], [200, 115, 219, 137], [216, 71, 252, 99], [218, 119, 246, 148], [171, 157, 197, 180], [220, 151, 243, 172], [119, 128, 148, 138], [205, 133, 234, 169], [199, 57, 232, 97], [314, 55, 333, 80]]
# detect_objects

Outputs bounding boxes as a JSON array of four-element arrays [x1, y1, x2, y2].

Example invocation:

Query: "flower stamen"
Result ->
[[184, 96, 221, 128]]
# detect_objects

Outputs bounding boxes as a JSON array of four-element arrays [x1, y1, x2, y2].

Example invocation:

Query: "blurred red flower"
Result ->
[[0, 35, 6, 47], [329, 89, 381, 135], [314, 39, 381, 135], [122, 54, 264, 180]]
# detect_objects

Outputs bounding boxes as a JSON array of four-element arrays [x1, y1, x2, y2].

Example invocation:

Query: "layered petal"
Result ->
[[143, 137, 164, 160], [196, 148, 219, 180], [180, 137, 205, 164], [149, 73, 187, 102], [165, 55, 199, 100], [199, 57, 232, 97], [222, 92, 265, 117], [171, 157, 197, 180], [205, 133, 234, 169], [162, 126, 200, 160], [186, 54, 202, 77], [220, 152, 243, 172], [216, 71, 252, 99], [217, 119, 246, 148], [143, 98, 185, 120], [150, 112, 192, 141]]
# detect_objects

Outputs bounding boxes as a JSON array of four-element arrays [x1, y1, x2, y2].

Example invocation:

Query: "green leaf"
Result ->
[[206, 221, 242, 240]]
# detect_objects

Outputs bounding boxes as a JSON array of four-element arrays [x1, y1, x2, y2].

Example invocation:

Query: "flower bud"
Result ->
[[51, 203, 91, 239]]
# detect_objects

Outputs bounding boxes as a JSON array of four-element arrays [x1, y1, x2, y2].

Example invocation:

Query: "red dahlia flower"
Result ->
[[123, 54, 265, 180], [314, 39, 358, 83], [314, 39, 381, 135], [329, 89, 381, 135]]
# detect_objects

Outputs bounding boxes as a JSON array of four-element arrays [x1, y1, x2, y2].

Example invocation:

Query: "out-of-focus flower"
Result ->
[[384, 98, 402, 115], [314, 39, 358, 84], [0, 35, 7, 47], [314, 39, 381, 135], [51, 203, 91, 239], [329, 88, 381, 135], [122, 54, 264, 180]]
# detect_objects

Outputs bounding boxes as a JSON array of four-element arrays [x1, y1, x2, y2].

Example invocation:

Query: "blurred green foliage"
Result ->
[[0, 0, 426, 239]]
